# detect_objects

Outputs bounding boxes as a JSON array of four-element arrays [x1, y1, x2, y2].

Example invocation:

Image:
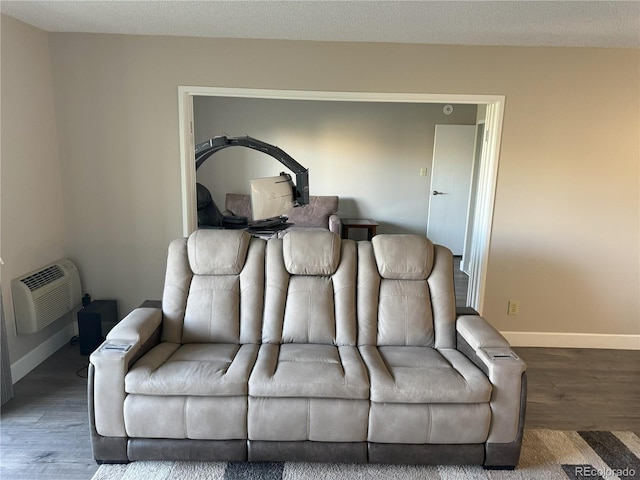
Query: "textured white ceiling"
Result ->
[[1, 1, 638, 48]]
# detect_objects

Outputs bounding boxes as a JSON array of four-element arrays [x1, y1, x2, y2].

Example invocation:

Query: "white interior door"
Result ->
[[427, 125, 476, 255]]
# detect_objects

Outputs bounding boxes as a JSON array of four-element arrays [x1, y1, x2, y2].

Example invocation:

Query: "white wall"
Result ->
[[194, 96, 477, 234], [37, 33, 640, 344], [0, 15, 72, 375]]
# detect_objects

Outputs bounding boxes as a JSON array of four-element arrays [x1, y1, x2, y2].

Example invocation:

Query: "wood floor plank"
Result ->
[[515, 347, 640, 435], [1, 343, 97, 480]]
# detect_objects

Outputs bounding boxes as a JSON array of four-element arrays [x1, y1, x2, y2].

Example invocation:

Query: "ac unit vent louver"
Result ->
[[20, 265, 65, 291], [11, 259, 82, 335]]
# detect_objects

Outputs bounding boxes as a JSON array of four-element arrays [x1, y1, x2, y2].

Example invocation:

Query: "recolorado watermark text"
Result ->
[[573, 465, 636, 478]]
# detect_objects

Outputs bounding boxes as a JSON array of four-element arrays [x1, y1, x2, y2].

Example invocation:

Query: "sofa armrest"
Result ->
[[89, 307, 162, 437], [457, 315, 510, 350], [329, 214, 342, 236], [456, 315, 526, 445], [105, 307, 162, 345]]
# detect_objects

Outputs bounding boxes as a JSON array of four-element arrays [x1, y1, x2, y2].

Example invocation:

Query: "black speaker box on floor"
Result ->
[[77, 300, 118, 355]]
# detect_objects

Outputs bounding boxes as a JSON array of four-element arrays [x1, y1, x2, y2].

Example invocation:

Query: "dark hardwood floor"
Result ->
[[515, 347, 640, 434], [0, 343, 97, 480], [1, 341, 638, 479]]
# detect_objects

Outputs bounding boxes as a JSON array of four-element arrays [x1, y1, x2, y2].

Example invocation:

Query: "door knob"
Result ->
[[432, 190, 445, 195]]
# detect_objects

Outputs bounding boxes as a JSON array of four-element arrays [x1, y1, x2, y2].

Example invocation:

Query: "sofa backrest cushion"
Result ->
[[161, 229, 265, 345], [225, 194, 338, 227], [286, 196, 339, 228], [372, 235, 434, 280], [283, 230, 341, 275], [263, 231, 356, 346], [187, 229, 251, 275], [358, 234, 456, 349], [225, 193, 252, 219]]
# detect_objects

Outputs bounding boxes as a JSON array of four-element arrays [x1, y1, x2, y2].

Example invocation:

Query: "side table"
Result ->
[[341, 218, 379, 241]]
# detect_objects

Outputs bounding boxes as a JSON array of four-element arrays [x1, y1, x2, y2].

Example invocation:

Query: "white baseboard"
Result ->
[[502, 331, 640, 350], [10, 322, 76, 383]]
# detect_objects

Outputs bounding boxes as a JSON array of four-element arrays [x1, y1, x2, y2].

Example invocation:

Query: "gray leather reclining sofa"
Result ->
[[89, 229, 526, 468]]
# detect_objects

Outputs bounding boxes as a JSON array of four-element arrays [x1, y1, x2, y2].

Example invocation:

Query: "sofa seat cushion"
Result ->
[[248, 397, 369, 442], [368, 402, 491, 444], [249, 343, 369, 399], [124, 394, 247, 440], [125, 342, 258, 396], [360, 346, 491, 404]]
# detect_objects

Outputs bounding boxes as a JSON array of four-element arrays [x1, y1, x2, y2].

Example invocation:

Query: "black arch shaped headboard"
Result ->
[[195, 135, 309, 205]]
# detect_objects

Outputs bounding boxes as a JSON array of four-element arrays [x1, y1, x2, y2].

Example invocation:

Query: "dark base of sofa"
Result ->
[[90, 436, 523, 467], [129, 439, 247, 461], [368, 443, 485, 465], [92, 436, 129, 464], [483, 441, 522, 469], [89, 437, 519, 467], [248, 440, 367, 463]]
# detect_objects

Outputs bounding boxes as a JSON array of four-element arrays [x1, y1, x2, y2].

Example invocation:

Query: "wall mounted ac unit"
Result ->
[[11, 259, 82, 335]]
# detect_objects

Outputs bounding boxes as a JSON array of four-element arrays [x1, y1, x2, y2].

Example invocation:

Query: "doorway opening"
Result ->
[[178, 87, 505, 314]]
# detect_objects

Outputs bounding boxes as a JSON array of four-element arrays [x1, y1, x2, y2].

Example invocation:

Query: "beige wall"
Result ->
[[1, 16, 70, 363], [48, 34, 639, 338], [194, 96, 477, 234], [1, 28, 634, 357]]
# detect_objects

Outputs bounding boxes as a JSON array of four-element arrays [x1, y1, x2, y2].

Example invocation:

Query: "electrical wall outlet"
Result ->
[[508, 300, 520, 316], [420, 167, 427, 176]]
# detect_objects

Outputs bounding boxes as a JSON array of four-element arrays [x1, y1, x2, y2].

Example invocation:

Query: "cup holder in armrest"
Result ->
[[483, 348, 520, 361], [99, 340, 134, 353]]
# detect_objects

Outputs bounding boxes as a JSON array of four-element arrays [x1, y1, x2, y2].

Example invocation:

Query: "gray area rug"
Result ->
[[91, 430, 640, 479]]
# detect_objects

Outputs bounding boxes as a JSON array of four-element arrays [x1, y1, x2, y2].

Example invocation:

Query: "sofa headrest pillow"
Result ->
[[187, 229, 251, 275], [372, 234, 434, 280], [283, 230, 341, 276]]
